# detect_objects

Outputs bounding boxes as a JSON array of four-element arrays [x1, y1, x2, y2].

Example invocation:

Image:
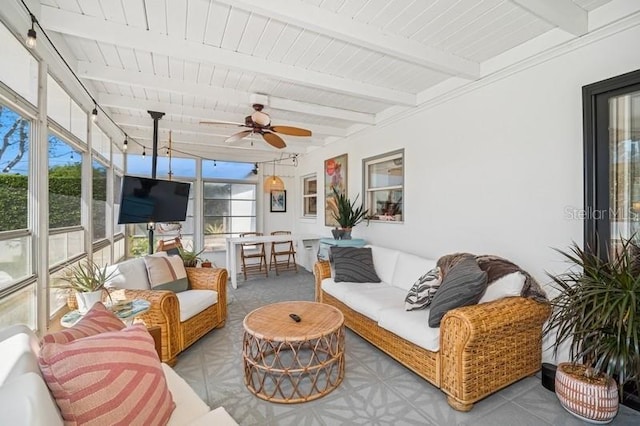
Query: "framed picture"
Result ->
[[324, 153, 348, 226], [270, 190, 286, 212]]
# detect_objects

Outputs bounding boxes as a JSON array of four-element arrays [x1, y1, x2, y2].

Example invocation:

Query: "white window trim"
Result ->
[[301, 173, 317, 218], [363, 149, 404, 224]]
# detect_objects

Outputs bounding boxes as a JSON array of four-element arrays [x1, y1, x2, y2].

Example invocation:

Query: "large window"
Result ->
[[363, 150, 404, 222], [302, 174, 317, 217], [92, 159, 107, 241], [48, 133, 83, 266], [204, 182, 257, 251], [47, 76, 86, 143]]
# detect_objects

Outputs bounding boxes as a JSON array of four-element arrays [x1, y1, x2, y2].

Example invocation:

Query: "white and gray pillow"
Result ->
[[332, 247, 381, 283], [428, 255, 488, 328], [404, 267, 441, 311]]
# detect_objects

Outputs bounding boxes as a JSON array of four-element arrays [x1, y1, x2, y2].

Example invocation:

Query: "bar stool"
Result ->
[[269, 231, 298, 275], [240, 232, 268, 280]]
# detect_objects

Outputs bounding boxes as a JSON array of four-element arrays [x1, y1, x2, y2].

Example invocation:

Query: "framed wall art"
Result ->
[[324, 153, 348, 226], [270, 190, 286, 212]]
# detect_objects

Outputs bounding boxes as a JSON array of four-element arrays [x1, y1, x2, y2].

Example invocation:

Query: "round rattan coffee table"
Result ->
[[242, 301, 345, 403]]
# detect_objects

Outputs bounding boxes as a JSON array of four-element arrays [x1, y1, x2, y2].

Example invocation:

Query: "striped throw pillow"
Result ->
[[39, 325, 175, 425], [144, 254, 189, 292], [404, 267, 441, 311], [41, 302, 125, 345], [331, 247, 381, 283]]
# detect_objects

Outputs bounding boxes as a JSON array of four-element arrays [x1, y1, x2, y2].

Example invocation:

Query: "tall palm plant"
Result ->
[[544, 238, 640, 393], [330, 187, 368, 229]]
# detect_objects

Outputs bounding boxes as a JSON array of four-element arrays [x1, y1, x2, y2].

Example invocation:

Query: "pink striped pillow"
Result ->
[[39, 325, 175, 425], [42, 302, 125, 345]]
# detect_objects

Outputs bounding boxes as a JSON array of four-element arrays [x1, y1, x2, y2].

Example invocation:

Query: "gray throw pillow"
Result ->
[[332, 247, 381, 283], [405, 267, 441, 311], [428, 255, 488, 328]]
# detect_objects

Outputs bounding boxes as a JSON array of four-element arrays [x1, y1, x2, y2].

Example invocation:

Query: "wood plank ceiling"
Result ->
[[37, 0, 613, 162]]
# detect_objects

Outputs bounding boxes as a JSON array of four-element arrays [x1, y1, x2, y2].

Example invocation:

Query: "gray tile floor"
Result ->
[[173, 270, 640, 425]]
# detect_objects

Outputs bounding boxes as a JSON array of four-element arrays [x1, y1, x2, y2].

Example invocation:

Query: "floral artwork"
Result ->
[[324, 154, 347, 226]]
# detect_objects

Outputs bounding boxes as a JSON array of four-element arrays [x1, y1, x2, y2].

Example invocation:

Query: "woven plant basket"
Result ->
[[555, 362, 618, 424]]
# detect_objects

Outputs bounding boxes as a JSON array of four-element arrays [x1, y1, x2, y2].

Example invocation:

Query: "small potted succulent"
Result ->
[[178, 247, 204, 267], [330, 187, 368, 239], [54, 260, 116, 313]]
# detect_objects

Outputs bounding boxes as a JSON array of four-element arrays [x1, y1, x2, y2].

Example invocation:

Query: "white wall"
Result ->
[[294, 23, 640, 362]]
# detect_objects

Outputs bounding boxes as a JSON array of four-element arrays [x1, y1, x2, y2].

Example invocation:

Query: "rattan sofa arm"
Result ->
[[121, 288, 181, 364], [313, 261, 331, 302]]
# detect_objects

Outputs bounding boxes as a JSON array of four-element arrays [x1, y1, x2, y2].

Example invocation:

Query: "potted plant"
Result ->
[[54, 260, 116, 314], [178, 247, 204, 267], [544, 238, 640, 423], [330, 187, 368, 239]]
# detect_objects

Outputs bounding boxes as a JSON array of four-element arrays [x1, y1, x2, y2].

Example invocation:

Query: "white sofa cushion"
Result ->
[[163, 364, 210, 426], [176, 290, 218, 322], [391, 253, 438, 292], [342, 286, 406, 322], [378, 307, 440, 352], [321, 278, 386, 301], [0, 324, 41, 386], [105, 257, 151, 290], [368, 246, 399, 284], [479, 272, 526, 304], [0, 372, 64, 426]]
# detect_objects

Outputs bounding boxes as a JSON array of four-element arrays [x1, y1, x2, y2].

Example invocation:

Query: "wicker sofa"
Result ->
[[105, 257, 228, 365], [314, 245, 550, 411]]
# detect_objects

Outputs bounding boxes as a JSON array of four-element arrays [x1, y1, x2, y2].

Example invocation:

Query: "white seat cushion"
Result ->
[[368, 245, 399, 284], [378, 307, 440, 352], [321, 278, 386, 301], [163, 364, 210, 426], [0, 373, 64, 426], [0, 324, 41, 386], [105, 257, 151, 290], [175, 290, 218, 322], [342, 286, 406, 322], [479, 272, 526, 304], [391, 253, 438, 292]]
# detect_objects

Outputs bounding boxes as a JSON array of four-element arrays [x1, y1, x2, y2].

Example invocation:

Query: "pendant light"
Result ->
[[264, 159, 284, 193]]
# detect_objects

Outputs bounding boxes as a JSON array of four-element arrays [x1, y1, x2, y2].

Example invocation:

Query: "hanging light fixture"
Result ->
[[91, 104, 98, 122], [26, 14, 37, 49], [142, 146, 146, 158], [123, 135, 128, 151], [264, 159, 285, 193]]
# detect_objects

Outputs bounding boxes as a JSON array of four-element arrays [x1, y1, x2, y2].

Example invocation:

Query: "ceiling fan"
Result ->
[[200, 104, 312, 149]]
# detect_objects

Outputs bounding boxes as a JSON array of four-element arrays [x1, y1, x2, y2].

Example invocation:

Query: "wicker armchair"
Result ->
[[121, 267, 228, 366]]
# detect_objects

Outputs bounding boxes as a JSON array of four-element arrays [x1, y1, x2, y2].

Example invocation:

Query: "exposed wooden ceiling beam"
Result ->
[[511, 0, 588, 36], [98, 93, 347, 137], [40, 6, 416, 106], [217, 0, 480, 79], [76, 62, 376, 124]]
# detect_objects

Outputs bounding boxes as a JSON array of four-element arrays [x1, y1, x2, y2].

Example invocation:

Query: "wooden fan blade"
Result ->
[[263, 132, 286, 149], [200, 120, 245, 128], [225, 130, 252, 143], [270, 126, 312, 137]]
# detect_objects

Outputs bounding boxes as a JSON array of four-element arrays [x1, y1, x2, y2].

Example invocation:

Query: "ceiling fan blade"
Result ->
[[270, 126, 312, 137], [225, 130, 253, 144], [200, 120, 245, 128], [263, 132, 286, 149]]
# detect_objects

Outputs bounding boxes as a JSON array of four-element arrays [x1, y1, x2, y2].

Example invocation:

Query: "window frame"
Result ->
[[362, 149, 405, 223], [301, 173, 317, 218]]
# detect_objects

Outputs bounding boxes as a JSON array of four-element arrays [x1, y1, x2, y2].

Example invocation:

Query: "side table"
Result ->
[[317, 238, 367, 261], [60, 299, 151, 328]]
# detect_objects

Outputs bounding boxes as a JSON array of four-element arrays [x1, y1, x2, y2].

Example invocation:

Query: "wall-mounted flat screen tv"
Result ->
[[117, 175, 190, 224]]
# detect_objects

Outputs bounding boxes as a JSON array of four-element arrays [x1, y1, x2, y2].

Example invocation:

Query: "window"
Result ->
[[127, 154, 196, 179], [584, 70, 640, 257], [363, 150, 404, 222], [92, 159, 107, 241], [203, 182, 257, 251], [47, 76, 87, 143], [91, 123, 111, 163], [48, 133, 84, 266], [302, 174, 317, 217], [0, 23, 38, 105]]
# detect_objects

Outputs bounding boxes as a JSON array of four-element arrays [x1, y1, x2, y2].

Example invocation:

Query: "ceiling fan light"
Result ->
[[251, 110, 271, 126]]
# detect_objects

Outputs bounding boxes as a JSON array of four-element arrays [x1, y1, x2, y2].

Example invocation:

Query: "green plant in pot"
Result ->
[[330, 187, 368, 240], [54, 260, 117, 313], [544, 238, 640, 423], [178, 247, 204, 267]]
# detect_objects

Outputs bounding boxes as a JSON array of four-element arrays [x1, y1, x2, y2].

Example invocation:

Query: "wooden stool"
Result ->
[[240, 232, 268, 280]]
